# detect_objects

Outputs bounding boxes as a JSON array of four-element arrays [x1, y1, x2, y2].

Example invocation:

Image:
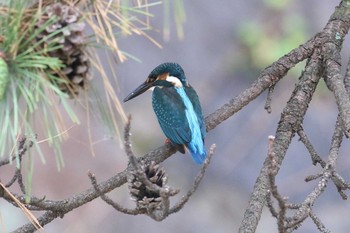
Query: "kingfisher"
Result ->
[[123, 62, 207, 164]]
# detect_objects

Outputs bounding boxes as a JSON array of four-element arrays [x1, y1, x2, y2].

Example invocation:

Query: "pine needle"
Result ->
[[0, 182, 43, 232]]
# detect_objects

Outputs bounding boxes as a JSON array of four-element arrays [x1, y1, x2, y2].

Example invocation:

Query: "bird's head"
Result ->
[[124, 63, 187, 102]]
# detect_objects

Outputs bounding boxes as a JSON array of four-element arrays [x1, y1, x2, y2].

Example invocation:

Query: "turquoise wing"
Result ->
[[152, 87, 191, 152]]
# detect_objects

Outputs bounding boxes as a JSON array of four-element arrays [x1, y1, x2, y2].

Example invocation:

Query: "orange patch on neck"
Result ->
[[157, 72, 169, 80]]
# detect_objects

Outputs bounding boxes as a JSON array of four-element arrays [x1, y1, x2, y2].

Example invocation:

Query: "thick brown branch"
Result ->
[[322, 1, 350, 137], [239, 52, 323, 233], [239, 2, 350, 232], [205, 38, 315, 132]]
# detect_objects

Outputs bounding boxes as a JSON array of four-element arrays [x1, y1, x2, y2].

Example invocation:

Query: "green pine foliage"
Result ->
[[0, 0, 187, 199], [0, 0, 71, 168]]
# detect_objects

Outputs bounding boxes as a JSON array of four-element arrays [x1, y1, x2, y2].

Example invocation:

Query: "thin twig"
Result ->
[[0, 182, 43, 232], [297, 126, 326, 167], [4, 137, 34, 192], [264, 85, 275, 113], [267, 136, 289, 232], [0, 136, 34, 168], [344, 55, 350, 93], [305, 173, 323, 182], [266, 190, 278, 218], [169, 144, 216, 214], [309, 211, 331, 233], [286, 117, 344, 229], [88, 171, 140, 215]]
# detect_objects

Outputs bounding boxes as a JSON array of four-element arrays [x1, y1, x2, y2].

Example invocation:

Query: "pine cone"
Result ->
[[128, 161, 168, 209], [36, 2, 90, 97]]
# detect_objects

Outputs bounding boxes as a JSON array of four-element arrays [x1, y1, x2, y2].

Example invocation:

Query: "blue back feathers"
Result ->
[[176, 88, 206, 164]]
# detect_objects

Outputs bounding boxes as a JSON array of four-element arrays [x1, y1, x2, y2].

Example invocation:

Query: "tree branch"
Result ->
[[297, 126, 326, 167], [239, 50, 323, 233], [239, 2, 350, 232], [322, 3, 350, 137]]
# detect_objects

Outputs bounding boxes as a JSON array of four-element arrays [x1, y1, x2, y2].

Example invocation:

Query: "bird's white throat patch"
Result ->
[[166, 75, 183, 88]]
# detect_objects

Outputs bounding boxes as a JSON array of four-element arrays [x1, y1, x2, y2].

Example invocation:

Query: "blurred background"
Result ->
[[2, 0, 350, 232]]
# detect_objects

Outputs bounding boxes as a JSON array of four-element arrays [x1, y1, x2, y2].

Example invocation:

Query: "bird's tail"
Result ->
[[188, 145, 207, 164]]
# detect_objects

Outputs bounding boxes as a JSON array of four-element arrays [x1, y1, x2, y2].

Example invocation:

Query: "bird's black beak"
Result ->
[[123, 81, 153, 102]]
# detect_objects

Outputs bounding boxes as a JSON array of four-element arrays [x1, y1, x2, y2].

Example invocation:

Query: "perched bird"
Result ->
[[123, 63, 207, 164]]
